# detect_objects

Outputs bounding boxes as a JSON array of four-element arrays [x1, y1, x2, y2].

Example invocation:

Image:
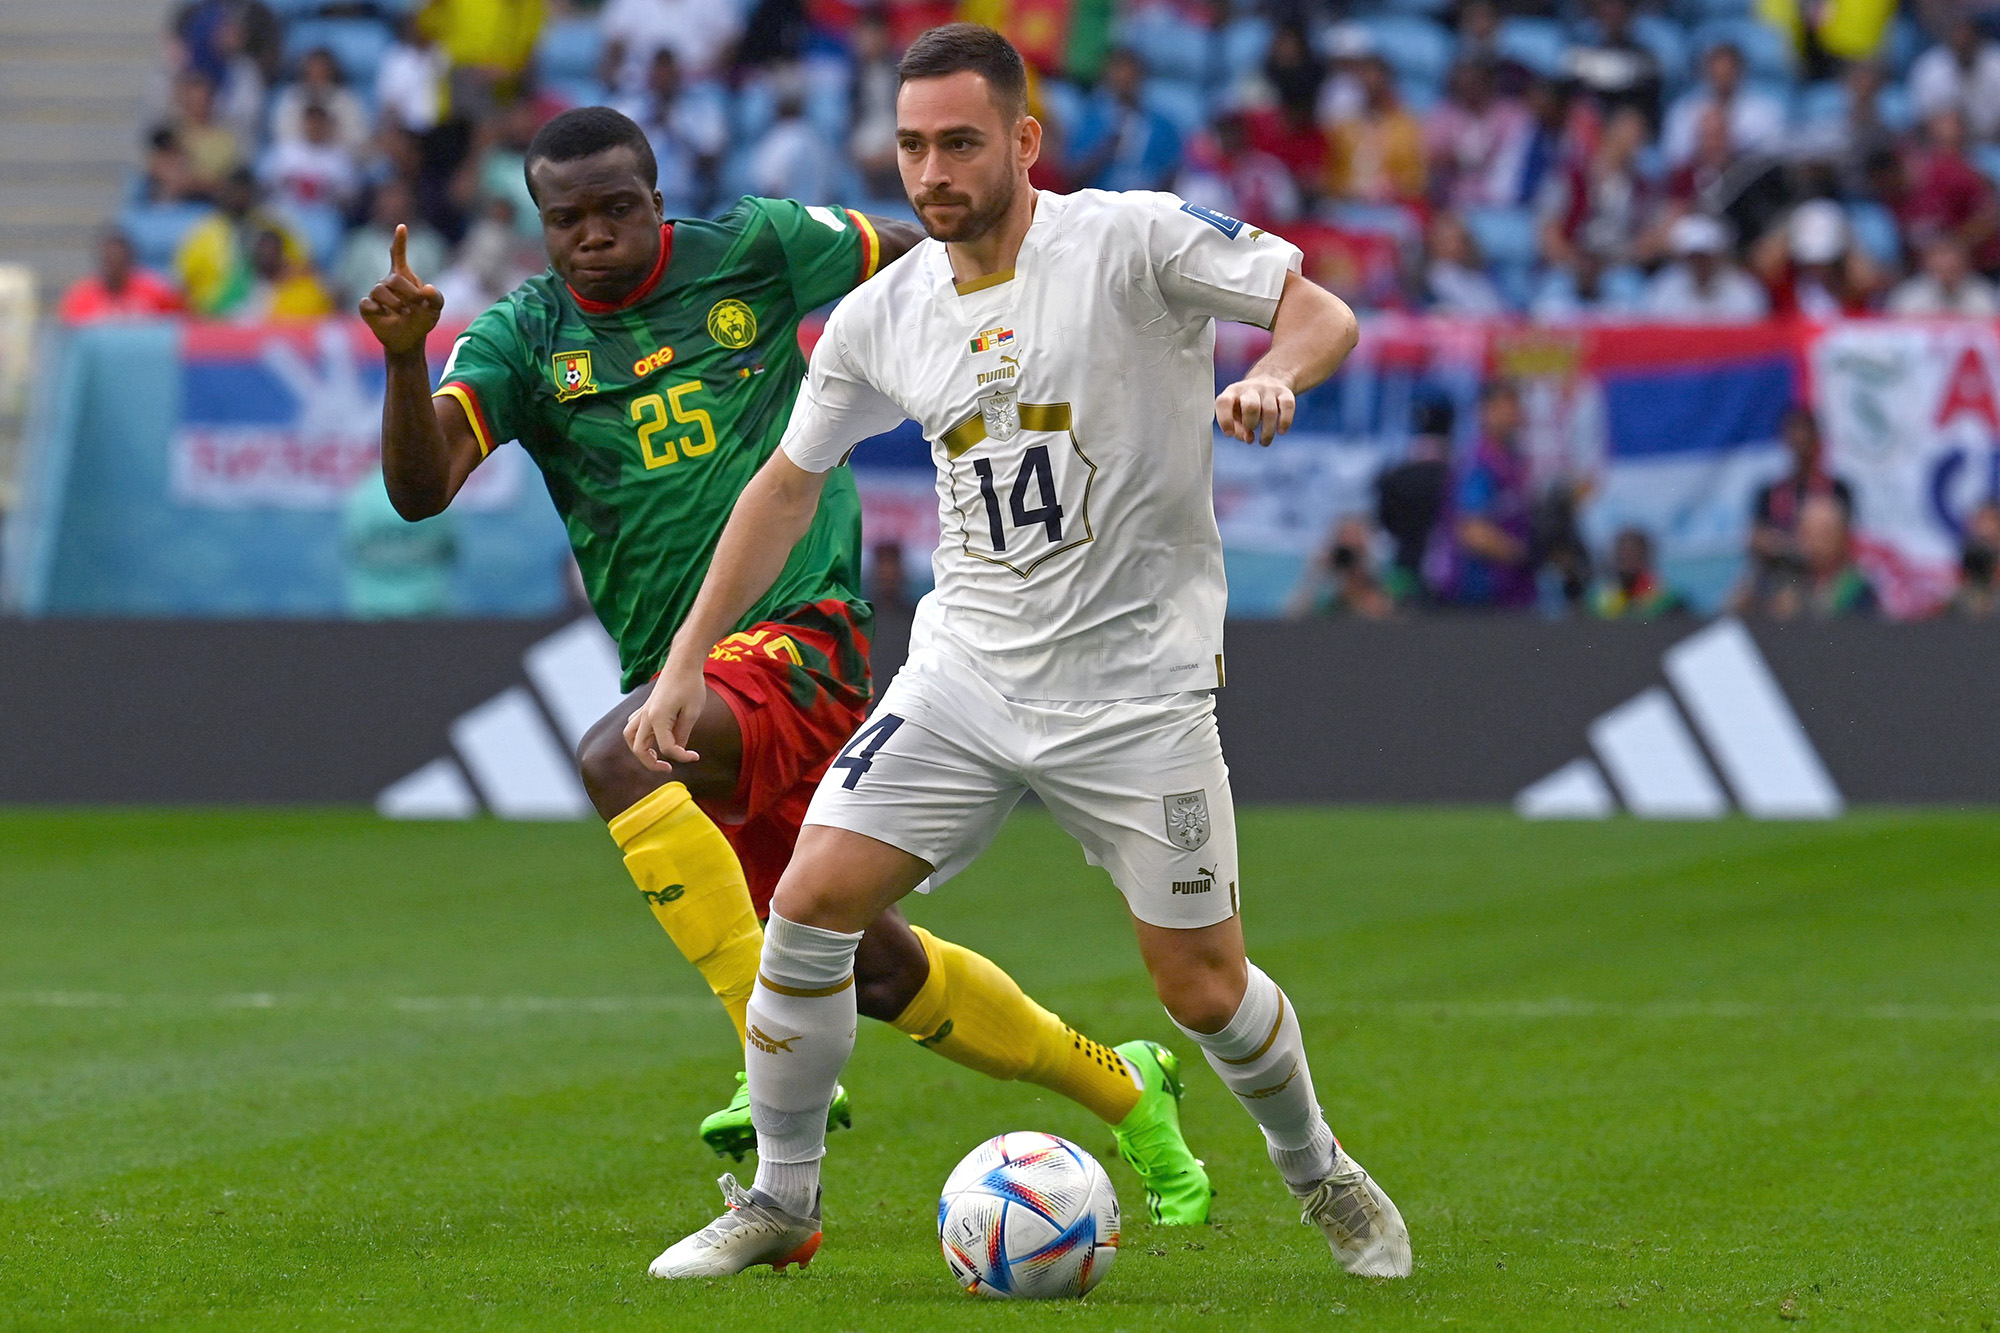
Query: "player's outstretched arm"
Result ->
[[624, 450, 831, 772], [1214, 270, 1360, 447], [359, 225, 482, 519]]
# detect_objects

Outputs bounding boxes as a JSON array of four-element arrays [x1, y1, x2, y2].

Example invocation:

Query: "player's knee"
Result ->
[[1152, 962, 1249, 1035], [577, 712, 649, 823]]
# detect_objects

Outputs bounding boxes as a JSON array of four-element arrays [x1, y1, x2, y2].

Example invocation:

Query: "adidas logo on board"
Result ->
[[1515, 619, 1842, 821]]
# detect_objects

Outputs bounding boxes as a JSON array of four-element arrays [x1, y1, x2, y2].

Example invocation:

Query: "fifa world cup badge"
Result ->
[[551, 350, 598, 402], [1164, 790, 1211, 851], [979, 388, 1021, 442]]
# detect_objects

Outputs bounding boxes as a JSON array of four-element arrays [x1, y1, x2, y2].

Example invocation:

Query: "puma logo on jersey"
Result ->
[[976, 354, 1019, 387], [631, 345, 675, 377], [746, 1025, 798, 1054]]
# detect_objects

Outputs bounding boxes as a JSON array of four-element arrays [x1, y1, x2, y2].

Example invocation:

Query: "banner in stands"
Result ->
[[1812, 321, 2000, 617], [847, 317, 1819, 615], [8, 316, 1992, 618], [4, 322, 569, 617]]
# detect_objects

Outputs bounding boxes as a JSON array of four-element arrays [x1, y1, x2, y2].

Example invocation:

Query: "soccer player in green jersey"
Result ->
[[357, 107, 1211, 1237]]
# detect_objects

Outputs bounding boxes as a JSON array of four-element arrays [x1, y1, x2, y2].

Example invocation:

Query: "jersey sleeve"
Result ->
[[1137, 192, 1303, 329], [750, 196, 883, 312], [433, 303, 533, 458], [779, 314, 908, 473]]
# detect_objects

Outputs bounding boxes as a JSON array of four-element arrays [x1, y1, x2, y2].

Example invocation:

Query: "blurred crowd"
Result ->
[[56, 0, 2000, 324], [1284, 386, 2000, 622], [44, 0, 2000, 623]]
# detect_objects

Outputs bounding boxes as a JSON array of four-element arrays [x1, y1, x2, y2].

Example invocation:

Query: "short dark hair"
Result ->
[[897, 23, 1029, 121], [522, 106, 657, 204]]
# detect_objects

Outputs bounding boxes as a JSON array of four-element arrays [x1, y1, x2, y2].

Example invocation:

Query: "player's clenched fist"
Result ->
[[624, 664, 706, 774], [1214, 372, 1297, 447], [359, 224, 444, 355]]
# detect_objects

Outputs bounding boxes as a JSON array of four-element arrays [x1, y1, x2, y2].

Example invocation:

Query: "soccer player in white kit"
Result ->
[[627, 23, 1413, 1282]]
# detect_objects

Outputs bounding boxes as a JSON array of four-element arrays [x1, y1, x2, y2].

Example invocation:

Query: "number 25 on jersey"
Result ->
[[945, 396, 1098, 578], [632, 381, 718, 470]]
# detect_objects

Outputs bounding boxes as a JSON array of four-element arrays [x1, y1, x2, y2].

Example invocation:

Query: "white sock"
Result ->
[[745, 911, 863, 1216], [1174, 962, 1337, 1190]]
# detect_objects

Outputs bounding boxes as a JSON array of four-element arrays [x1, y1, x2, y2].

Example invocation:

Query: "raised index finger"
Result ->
[[390, 224, 413, 281]]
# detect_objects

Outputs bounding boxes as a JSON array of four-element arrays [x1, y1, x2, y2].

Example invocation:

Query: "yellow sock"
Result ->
[[892, 926, 1142, 1125], [607, 782, 762, 1045]]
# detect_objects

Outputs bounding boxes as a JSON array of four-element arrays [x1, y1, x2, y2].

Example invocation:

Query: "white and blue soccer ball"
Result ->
[[937, 1131, 1120, 1299]]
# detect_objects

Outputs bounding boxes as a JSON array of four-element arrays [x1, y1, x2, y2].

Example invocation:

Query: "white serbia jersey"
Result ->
[[781, 189, 1302, 701]]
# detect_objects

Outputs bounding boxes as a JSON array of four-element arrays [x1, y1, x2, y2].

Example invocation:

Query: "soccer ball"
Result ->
[[937, 1131, 1120, 1299]]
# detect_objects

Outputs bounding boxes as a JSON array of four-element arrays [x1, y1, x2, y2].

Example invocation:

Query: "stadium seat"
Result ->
[[545, 77, 611, 110], [1878, 82, 1914, 132], [1599, 263, 1647, 309], [283, 18, 393, 82], [1632, 13, 1692, 89], [1220, 17, 1272, 82], [1381, 0, 1454, 17], [117, 202, 213, 269], [807, 80, 852, 148], [1797, 78, 1913, 134], [1463, 206, 1539, 268], [1796, 79, 1845, 127], [1115, 8, 1214, 84], [1037, 78, 1086, 135], [1399, 75, 1443, 114], [1884, 12, 1924, 78], [1974, 145, 2000, 190], [1846, 201, 1903, 266], [731, 81, 777, 144], [1692, 18, 1792, 81], [537, 19, 604, 85], [1352, 15, 1456, 86], [1141, 78, 1209, 136], [1322, 202, 1422, 252], [1493, 17, 1569, 78], [1746, 77, 1796, 123], [280, 201, 346, 271]]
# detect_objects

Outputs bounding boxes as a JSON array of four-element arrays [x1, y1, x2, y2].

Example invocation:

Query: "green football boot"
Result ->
[[698, 1072, 853, 1162], [1111, 1039, 1215, 1225]]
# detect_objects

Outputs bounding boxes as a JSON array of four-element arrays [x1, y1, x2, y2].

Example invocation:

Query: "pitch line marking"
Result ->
[[4, 994, 2000, 1021]]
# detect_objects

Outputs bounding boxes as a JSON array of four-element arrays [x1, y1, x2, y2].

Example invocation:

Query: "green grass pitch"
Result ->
[[3, 808, 1997, 1330]]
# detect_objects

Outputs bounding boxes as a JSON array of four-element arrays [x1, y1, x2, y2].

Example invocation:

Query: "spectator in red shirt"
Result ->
[[1537, 105, 1662, 275], [1426, 59, 1531, 209], [1751, 198, 1886, 316], [1177, 112, 1302, 230], [1244, 23, 1328, 202], [1872, 109, 2000, 271], [57, 230, 182, 323]]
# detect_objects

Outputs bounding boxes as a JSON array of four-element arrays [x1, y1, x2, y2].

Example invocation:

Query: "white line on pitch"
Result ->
[[3, 994, 1998, 1022]]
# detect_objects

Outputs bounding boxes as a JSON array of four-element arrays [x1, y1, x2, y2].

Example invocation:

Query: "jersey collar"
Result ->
[[566, 223, 673, 314]]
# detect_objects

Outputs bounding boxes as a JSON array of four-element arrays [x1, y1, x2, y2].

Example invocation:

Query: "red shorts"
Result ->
[[695, 599, 874, 917]]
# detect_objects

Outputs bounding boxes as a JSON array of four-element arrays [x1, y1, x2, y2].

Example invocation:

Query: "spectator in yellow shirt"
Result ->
[[421, 0, 544, 115], [173, 168, 308, 316], [237, 229, 335, 322], [1324, 56, 1427, 205]]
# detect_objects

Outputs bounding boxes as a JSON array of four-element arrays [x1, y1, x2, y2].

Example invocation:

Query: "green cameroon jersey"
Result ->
[[435, 197, 887, 689]]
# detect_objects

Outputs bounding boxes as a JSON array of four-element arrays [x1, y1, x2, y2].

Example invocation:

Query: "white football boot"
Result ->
[[1293, 1146, 1413, 1278], [647, 1174, 822, 1279]]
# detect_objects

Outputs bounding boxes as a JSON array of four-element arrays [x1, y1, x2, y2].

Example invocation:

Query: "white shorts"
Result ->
[[801, 648, 1240, 929]]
